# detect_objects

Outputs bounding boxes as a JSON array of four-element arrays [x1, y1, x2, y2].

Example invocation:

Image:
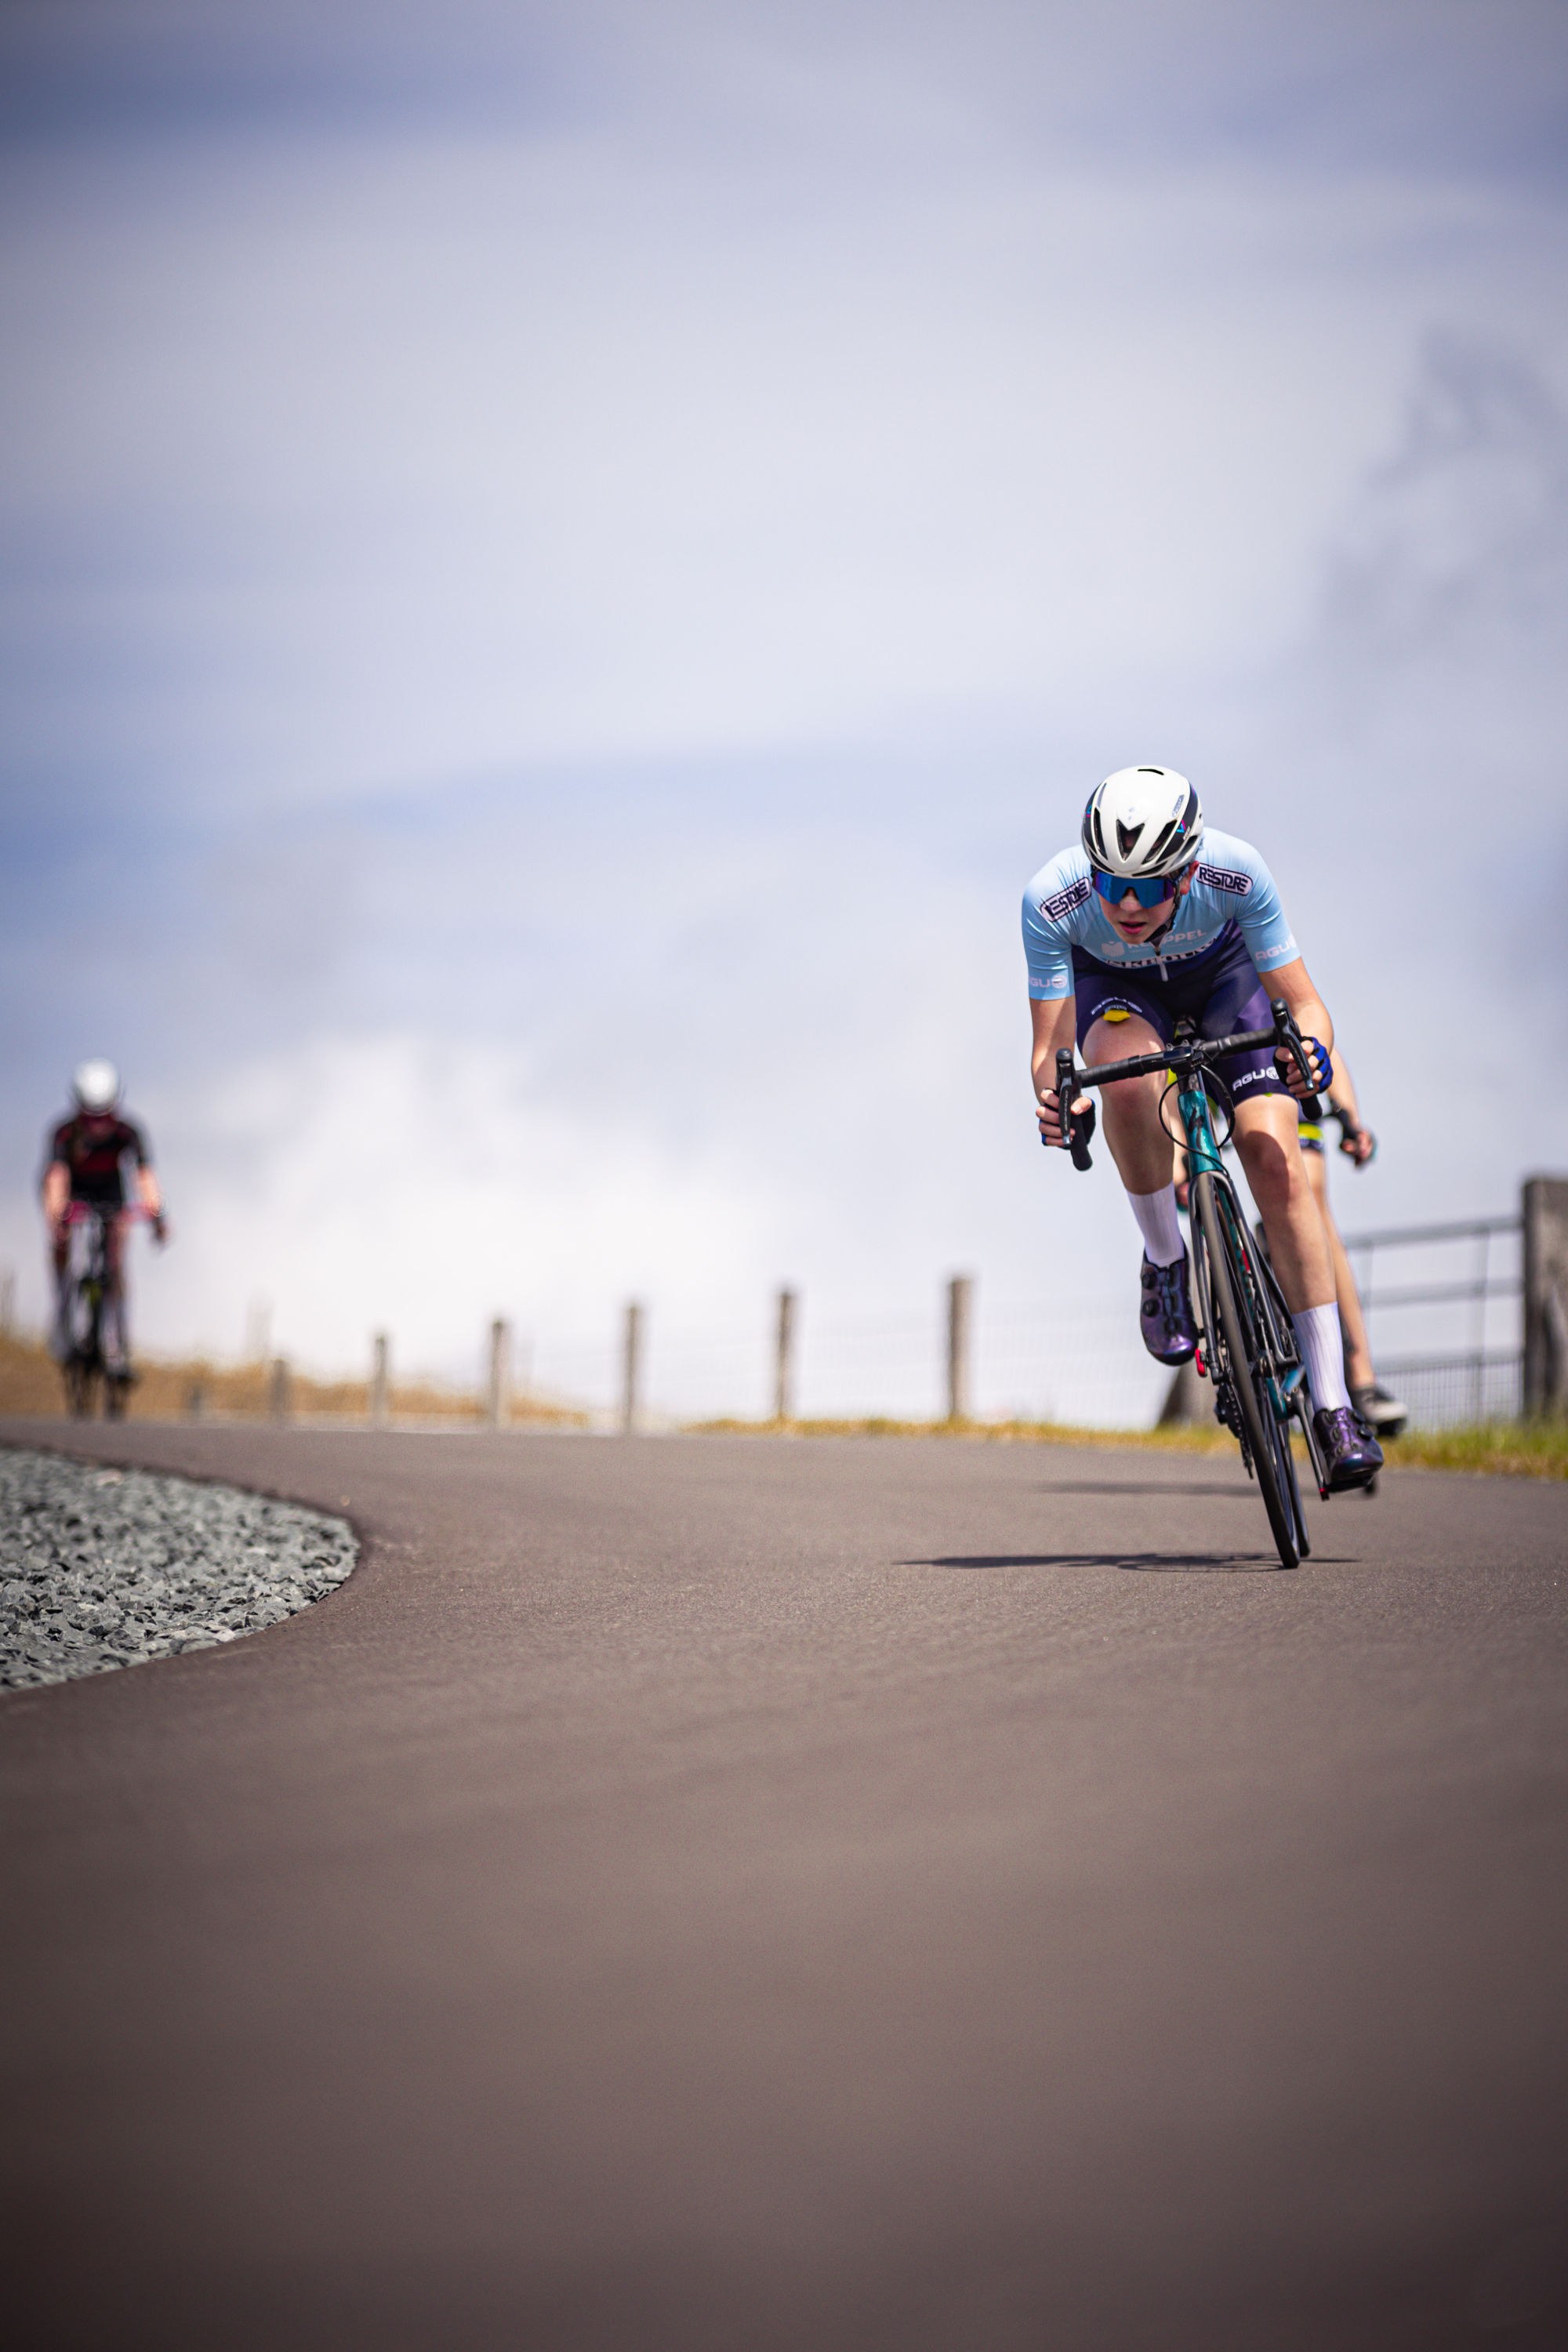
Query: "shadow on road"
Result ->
[[904, 1551, 1287, 1573], [1033, 1479, 1256, 1498]]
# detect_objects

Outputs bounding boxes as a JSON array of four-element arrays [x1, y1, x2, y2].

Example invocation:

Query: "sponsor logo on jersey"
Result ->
[[1039, 876, 1093, 920], [1196, 862, 1251, 895], [1124, 936, 1216, 966]]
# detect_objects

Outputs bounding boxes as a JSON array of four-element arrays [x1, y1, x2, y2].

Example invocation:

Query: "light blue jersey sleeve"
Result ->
[[1193, 831, 1298, 972], [1021, 848, 1098, 1000]]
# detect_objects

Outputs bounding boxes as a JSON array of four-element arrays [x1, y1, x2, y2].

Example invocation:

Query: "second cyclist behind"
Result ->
[[1025, 764, 1382, 1491], [1173, 1054, 1409, 1441], [41, 1058, 166, 1381], [1294, 1065, 1407, 1440]]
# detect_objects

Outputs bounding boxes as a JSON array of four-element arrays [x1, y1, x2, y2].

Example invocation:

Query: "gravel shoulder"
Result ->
[[0, 1443, 356, 1689]]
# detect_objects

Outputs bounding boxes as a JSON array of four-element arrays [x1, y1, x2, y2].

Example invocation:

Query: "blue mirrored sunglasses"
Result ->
[[1091, 867, 1181, 908]]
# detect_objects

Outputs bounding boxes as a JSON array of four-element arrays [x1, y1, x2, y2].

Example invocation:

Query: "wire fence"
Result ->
[[528, 1207, 1533, 1433], [1373, 1351, 1524, 1429], [0, 1190, 1548, 1433], [532, 1298, 1172, 1431], [1342, 1213, 1524, 1429]]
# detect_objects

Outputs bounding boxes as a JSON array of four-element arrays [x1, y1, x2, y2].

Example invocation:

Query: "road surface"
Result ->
[[2, 1419, 1566, 2350]]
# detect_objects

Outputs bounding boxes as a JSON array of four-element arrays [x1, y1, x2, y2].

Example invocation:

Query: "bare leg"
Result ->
[[1232, 1095, 1335, 1313], [1084, 1015, 1174, 1195], [49, 1232, 71, 1359], [1303, 1149, 1374, 1388], [103, 1214, 132, 1375]]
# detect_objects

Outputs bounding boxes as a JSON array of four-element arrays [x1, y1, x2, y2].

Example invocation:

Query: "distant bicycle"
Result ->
[[57, 1202, 156, 1421], [1055, 999, 1330, 1570]]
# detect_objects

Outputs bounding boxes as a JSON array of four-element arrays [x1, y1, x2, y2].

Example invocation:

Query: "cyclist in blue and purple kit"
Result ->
[[1025, 765, 1382, 1490]]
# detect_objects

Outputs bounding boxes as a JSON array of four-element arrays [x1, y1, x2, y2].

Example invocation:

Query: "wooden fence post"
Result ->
[[371, 1333, 390, 1429], [622, 1302, 644, 1435], [488, 1319, 510, 1429], [1523, 1176, 1568, 1417], [268, 1357, 292, 1423], [775, 1288, 797, 1423], [947, 1275, 974, 1423], [247, 1298, 270, 1365]]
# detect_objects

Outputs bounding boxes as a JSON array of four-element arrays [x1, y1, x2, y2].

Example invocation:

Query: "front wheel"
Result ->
[[1194, 1174, 1298, 1569]]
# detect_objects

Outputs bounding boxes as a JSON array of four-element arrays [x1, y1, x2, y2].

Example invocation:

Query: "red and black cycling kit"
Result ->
[[45, 1113, 151, 1207]]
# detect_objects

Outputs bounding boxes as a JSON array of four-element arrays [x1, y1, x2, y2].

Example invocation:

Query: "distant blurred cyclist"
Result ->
[[41, 1060, 166, 1377]]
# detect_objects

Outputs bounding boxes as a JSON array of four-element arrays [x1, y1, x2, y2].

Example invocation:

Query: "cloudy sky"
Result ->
[[2, 0, 1565, 1412]]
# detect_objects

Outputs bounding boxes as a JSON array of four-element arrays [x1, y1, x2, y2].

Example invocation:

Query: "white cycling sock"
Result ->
[[1127, 1185, 1185, 1267], [1292, 1304, 1351, 1413]]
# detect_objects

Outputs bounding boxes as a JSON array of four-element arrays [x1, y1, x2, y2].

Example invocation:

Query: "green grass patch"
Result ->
[[1385, 1421, 1568, 1479]]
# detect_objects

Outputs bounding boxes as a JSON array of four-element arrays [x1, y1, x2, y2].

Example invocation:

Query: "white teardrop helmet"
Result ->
[[1081, 765, 1203, 879], [72, 1058, 122, 1112]]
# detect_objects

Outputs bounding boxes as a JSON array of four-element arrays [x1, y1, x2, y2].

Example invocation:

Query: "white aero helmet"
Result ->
[[1081, 765, 1203, 880], [72, 1058, 121, 1112]]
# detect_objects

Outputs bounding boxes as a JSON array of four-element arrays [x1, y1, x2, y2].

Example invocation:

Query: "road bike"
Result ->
[[56, 1202, 151, 1421], [1053, 1000, 1330, 1570]]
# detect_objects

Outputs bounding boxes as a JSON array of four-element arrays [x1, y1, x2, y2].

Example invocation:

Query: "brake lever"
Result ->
[[1270, 997, 1318, 1097], [1054, 1047, 1096, 1171]]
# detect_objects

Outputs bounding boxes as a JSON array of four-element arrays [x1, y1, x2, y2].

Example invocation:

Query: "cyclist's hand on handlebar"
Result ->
[[1274, 1034, 1331, 1098], [1036, 1086, 1091, 1148], [1338, 1126, 1376, 1167]]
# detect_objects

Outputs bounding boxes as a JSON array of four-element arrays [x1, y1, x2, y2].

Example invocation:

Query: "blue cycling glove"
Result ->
[[1276, 1036, 1331, 1094]]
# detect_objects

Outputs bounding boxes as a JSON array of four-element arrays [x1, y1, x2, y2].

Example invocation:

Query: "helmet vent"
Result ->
[[1115, 818, 1144, 859], [1136, 766, 1164, 775]]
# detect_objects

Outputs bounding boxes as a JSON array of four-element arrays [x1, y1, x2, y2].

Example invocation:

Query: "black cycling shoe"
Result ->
[[1139, 1250, 1197, 1367], [1351, 1382, 1407, 1440], [1315, 1405, 1384, 1492]]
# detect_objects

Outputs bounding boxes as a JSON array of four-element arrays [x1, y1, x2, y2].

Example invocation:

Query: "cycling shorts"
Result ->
[[1071, 920, 1291, 1107]]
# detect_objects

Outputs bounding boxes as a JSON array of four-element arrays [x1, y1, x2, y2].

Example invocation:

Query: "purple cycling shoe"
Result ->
[[1314, 1406, 1385, 1491], [1139, 1251, 1197, 1366]]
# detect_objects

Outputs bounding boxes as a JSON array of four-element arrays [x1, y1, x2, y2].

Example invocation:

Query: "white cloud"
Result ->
[[132, 1029, 781, 1385]]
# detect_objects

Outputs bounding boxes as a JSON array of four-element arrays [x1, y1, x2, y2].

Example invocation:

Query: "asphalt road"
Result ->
[[2, 1419, 1566, 2351]]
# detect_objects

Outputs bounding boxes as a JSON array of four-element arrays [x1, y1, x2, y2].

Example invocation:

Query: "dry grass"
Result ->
[[688, 1413, 1236, 1454], [0, 1330, 587, 1431], [686, 1410, 1568, 1477], [5, 1327, 1560, 1473]]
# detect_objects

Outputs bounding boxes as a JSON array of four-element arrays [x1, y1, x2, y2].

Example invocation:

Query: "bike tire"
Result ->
[[1193, 1174, 1298, 1570], [1251, 1229, 1313, 1555]]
